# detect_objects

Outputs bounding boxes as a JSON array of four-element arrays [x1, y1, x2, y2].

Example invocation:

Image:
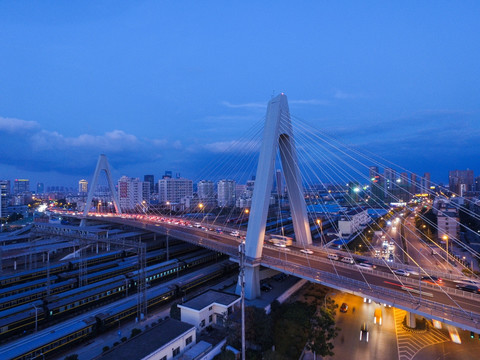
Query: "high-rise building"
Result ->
[[422, 173, 431, 194], [0, 180, 10, 220], [158, 177, 193, 204], [410, 173, 419, 195], [36, 182, 44, 195], [217, 179, 236, 207], [275, 169, 283, 197], [13, 179, 29, 194], [78, 179, 88, 194], [449, 170, 474, 196], [197, 180, 215, 200], [118, 176, 145, 211], [144, 175, 154, 194], [369, 166, 383, 203]]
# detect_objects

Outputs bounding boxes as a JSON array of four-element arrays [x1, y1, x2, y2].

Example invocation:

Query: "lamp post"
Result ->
[[316, 219, 324, 246], [198, 203, 205, 222], [238, 241, 246, 360], [442, 234, 449, 265], [166, 201, 171, 217]]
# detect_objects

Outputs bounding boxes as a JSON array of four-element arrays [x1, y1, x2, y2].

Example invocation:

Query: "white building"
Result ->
[[437, 211, 459, 243], [198, 180, 215, 200], [97, 318, 196, 360], [158, 177, 193, 204], [337, 208, 370, 237], [118, 176, 145, 211], [217, 180, 236, 207], [78, 179, 88, 194], [178, 290, 241, 331]]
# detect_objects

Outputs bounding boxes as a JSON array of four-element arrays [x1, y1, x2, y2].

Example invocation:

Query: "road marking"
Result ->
[[394, 308, 449, 360]]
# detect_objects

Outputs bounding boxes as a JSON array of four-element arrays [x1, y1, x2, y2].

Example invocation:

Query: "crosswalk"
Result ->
[[394, 308, 449, 360]]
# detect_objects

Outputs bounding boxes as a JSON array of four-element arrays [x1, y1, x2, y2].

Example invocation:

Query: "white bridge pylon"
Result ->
[[242, 93, 312, 299], [81, 154, 121, 226]]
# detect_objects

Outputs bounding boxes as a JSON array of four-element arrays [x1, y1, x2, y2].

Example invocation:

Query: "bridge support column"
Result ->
[[237, 263, 261, 300], [406, 312, 416, 328]]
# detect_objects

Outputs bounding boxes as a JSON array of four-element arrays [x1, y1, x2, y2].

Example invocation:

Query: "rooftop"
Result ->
[[95, 318, 195, 360], [179, 289, 240, 311]]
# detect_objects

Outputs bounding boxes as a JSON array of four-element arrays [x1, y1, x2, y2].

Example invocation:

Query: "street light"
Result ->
[[166, 201, 171, 217], [316, 219, 324, 246], [442, 235, 449, 265], [198, 203, 205, 222]]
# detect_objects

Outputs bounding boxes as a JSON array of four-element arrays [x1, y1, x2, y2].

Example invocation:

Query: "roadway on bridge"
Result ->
[[83, 215, 480, 316]]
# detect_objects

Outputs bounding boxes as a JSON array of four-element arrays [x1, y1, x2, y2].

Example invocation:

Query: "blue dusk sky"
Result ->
[[0, 1, 479, 187]]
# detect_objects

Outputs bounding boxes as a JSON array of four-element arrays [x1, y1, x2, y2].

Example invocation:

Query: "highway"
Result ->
[[52, 211, 480, 332]]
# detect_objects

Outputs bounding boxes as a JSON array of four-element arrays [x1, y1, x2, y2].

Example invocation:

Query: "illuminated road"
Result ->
[[50, 212, 480, 332]]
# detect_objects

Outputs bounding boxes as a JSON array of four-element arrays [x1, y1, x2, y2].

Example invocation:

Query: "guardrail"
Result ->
[[261, 255, 480, 331]]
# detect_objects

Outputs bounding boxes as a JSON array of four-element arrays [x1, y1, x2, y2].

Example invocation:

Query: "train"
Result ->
[[0, 243, 197, 291], [0, 249, 224, 341], [0, 260, 238, 360]]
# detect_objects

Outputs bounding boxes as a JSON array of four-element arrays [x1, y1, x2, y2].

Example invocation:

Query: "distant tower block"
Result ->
[[81, 154, 121, 226], [242, 94, 312, 299]]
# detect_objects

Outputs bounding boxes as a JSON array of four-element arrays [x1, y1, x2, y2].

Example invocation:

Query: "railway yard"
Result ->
[[0, 221, 238, 360]]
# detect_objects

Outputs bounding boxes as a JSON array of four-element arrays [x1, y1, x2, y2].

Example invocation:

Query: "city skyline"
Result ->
[[1, 2, 479, 186]]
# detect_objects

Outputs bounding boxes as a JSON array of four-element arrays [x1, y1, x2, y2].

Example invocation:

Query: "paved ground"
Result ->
[[393, 308, 449, 360]]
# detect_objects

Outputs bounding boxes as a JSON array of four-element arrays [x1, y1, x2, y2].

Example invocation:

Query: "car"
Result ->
[[421, 276, 443, 284], [300, 249, 314, 255], [340, 303, 348, 313], [393, 269, 410, 277], [359, 322, 369, 342], [374, 308, 382, 325], [341, 257, 354, 264], [356, 259, 376, 268], [356, 262, 374, 269], [273, 243, 287, 248], [456, 284, 479, 293], [230, 231, 240, 237], [457, 279, 480, 286]]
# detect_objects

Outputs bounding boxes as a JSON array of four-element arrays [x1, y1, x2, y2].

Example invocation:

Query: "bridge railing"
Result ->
[[281, 249, 480, 301], [261, 255, 480, 331]]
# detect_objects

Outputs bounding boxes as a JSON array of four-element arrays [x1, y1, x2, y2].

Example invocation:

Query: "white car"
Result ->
[[300, 249, 314, 255], [393, 269, 410, 277]]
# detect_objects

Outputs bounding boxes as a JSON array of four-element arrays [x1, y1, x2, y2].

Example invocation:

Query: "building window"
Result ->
[[161, 356, 167, 360], [200, 319, 205, 327], [209, 314, 213, 323], [209, 306, 213, 310], [173, 347, 180, 356], [186, 335, 193, 345]]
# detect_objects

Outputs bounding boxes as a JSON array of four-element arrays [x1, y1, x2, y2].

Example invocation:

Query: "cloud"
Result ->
[[290, 99, 330, 106], [0, 115, 182, 176], [203, 140, 260, 154], [221, 101, 266, 109], [0, 117, 40, 133], [334, 90, 362, 100], [30, 129, 139, 152]]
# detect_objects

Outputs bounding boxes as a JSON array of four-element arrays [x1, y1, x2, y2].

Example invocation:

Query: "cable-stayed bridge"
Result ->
[[51, 93, 480, 333]]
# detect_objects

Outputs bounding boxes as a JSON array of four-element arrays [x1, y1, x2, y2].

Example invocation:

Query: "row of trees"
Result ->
[[222, 287, 339, 359]]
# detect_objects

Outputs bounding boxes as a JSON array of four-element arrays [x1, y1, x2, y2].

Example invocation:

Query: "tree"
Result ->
[[226, 306, 273, 351], [271, 301, 338, 358]]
